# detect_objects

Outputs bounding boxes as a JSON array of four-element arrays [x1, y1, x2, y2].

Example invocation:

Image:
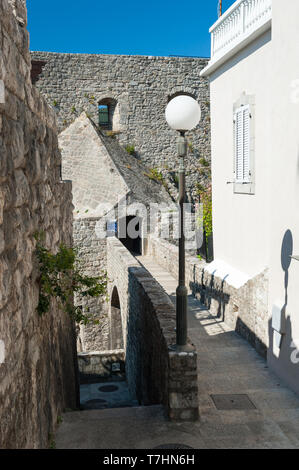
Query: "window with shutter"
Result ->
[[234, 104, 251, 183]]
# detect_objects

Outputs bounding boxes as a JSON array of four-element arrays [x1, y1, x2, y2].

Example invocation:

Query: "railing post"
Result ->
[[241, 0, 245, 34], [209, 0, 272, 62]]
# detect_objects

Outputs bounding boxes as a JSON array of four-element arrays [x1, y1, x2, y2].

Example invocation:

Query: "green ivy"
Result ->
[[197, 185, 213, 243], [34, 233, 108, 325]]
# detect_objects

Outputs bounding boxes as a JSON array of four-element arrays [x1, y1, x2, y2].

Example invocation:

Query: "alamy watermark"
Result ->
[[290, 340, 299, 364], [90, 196, 204, 250]]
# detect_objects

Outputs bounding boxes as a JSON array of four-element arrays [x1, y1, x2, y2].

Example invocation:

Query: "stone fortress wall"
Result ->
[[0, 0, 78, 448], [31, 51, 211, 200]]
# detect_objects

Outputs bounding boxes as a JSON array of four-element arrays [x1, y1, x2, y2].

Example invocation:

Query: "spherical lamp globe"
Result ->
[[165, 95, 201, 132]]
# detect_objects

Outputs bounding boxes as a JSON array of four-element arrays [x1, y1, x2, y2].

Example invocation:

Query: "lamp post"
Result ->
[[165, 95, 201, 352]]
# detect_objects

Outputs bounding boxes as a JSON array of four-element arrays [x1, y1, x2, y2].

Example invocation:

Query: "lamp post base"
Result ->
[[168, 343, 196, 353]]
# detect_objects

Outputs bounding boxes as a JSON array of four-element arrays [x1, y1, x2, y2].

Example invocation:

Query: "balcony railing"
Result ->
[[210, 0, 272, 62]]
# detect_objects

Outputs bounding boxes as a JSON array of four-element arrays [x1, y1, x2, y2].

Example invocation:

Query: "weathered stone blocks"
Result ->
[[31, 51, 211, 201], [147, 234, 269, 359], [0, 1, 78, 448], [107, 237, 199, 421]]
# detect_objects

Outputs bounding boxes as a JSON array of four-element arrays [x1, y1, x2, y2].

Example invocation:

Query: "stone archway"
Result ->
[[110, 286, 124, 350]]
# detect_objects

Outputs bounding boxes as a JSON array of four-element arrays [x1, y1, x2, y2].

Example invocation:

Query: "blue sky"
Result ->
[[27, 0, 235, 57]]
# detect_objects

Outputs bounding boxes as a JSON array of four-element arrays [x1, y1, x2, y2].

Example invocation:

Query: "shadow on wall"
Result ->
[[110, 286, 124, 350], [268, 229, 299, 394], [189, 265, 230, 321], [189, 264, 268, 358]]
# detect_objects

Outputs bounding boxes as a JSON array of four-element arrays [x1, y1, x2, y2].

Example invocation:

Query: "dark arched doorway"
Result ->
[[118, 216, 142, 255], [110, 287, 124, 350]]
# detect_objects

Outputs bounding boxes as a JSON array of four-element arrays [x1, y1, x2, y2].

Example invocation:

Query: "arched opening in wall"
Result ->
[[118, 216, 142, 255], [110, 287, 124, 350], [98, 98, 119, 131], [167, 91, 196, 103]]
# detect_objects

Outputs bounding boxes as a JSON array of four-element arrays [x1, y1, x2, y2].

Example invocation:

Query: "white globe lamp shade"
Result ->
[[165, 95, 201, 131]]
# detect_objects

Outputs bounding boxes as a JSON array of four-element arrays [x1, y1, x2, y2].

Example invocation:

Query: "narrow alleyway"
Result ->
[[56, 257, 299, 449], [80, 380, 138, 410]]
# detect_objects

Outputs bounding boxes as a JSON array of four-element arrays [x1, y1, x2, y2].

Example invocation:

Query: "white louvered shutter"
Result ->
[[234, 105, 250, 183]]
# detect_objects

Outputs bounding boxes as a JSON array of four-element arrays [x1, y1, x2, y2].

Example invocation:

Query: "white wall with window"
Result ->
[[208, 27, 272, 277], [202, 0, 299, 395]]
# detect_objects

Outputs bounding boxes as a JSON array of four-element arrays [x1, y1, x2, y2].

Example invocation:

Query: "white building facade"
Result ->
[[201, 0, 299, 394]]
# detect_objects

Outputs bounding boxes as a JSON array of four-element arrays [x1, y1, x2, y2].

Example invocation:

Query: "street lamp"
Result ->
[[165, 95, 201, 352]]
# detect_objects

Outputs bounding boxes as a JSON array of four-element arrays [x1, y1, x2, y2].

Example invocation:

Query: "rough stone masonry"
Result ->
[[107, 237, 198, 421], [0, 0, 78, 448], [31, 51, 211, 200]]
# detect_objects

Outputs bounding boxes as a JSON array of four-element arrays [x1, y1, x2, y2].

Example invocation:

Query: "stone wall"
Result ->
[[58, 113, 129, 218], [0, 0, 78, 448], [30, 51, 211, 200], [107, 237, 198, 421], [78, 350, 125, 383], [59, 113, 175, 354], [74, 218, 109, 352], [147, 235, 269, 358]]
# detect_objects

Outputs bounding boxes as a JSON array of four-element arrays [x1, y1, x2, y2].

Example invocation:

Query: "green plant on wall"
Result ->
[[196, 185, 212, 250], [125, 145, 135, 155], [188, 142, 194, 153], [34, 233, 108, 325], [84, 93, 96, 105], [199, 157, 209, 167], [144, 167, 163, 183]]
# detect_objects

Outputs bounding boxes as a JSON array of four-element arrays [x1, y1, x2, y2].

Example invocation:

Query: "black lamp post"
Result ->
[[165, 95, 201, 352]]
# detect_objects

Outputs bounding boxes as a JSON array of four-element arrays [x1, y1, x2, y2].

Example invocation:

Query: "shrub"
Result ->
[[34, 233, 108, 324], [125, 145, 135, 155]]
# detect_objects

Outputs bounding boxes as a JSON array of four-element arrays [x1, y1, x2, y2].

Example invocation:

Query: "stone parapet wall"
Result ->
[[146, 235, 201, 292], [31, 51, 211, 200], [0, 0, 78, 448], [78, 350, 125, 382], [107, 237, 198, 421], [147, 234, 269, 358]]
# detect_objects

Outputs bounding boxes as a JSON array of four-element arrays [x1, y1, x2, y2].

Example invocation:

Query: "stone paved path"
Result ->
[[56, 256, 299, 449], [137, 256, 299, 449]]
